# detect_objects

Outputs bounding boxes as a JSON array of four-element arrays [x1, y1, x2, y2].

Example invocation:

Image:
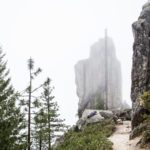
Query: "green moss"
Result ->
[[136, 92, 150, 148], [139, 92, 150, 123], [55, 119, 115, 150], [140, 91, 150, 110]]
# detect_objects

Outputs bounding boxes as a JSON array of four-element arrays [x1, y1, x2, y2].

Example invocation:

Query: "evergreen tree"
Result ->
[[34, 78, 66, 150], [19, 58, 42, 150], [34, 109, 47, 150], [0, 50, 26, 149], [23, 58, 42, 150]]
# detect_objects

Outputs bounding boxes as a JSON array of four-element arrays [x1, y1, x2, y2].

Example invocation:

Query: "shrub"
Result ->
[[141, 130, 150, 148], [55, 119, 115, 150]]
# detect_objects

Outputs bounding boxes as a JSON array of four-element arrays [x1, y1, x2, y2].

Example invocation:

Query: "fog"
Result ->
[[0, 0, 147, 125], [75, 37, 122, 114]]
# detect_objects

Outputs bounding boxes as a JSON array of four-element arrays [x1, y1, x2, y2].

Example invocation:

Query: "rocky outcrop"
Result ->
[[75, 37, 122, 115], [131, 2, 150, 148], [76, 109, 115, 130], [131, 0, 150, 130]]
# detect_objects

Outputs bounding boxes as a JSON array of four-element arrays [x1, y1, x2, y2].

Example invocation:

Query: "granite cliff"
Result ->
[[131, 0, 150, 129], [75, 37, 122, 116], [131, 1, 150, 147]]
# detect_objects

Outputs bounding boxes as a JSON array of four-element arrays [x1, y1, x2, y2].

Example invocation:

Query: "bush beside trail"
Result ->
[[55, 119, 115, 150]]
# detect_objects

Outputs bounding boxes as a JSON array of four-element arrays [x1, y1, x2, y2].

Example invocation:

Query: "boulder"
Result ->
[[114, 109, 132, 121], [86, 114, 104, 124], [82, 109, 104, 125], [87, 111, 97, 118], [76, 109, 104, 130], [120, 109, 132, 121], [99, 110, 114, 119]]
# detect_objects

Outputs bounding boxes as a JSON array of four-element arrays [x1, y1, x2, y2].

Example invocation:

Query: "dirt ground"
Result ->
[[108, 121, 145, 150]]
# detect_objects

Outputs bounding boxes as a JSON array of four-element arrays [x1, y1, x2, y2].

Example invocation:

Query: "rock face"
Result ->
[[75, 37, 122, 115], [131, 0, 150, 130]]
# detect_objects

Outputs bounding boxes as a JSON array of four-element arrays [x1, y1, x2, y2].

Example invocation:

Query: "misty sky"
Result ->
[[0, 0, 147, 125]]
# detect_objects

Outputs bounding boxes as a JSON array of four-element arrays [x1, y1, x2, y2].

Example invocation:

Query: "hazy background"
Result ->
[[0, 0, 147, 125]]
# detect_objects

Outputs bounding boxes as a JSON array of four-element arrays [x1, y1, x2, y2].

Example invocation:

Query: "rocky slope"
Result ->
[[75, 37, 122, 115]]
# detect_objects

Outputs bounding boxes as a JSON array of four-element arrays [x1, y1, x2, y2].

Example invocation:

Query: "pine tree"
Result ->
[[26, 58, 42, 150], [0, 49, 26, 149], [34, 78, 66, 150], [19, 58, 42, 150], [34, 109, 47, 150]]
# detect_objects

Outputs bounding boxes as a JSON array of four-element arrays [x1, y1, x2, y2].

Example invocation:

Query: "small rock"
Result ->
[[117, 119, 123, 125]]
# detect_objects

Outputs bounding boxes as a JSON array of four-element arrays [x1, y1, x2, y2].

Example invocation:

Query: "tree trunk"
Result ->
[[28, 68, 32, 150], [48, 91, 51, 150]]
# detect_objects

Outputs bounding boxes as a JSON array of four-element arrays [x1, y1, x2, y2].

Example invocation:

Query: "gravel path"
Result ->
[[108, 121, 144, 150]]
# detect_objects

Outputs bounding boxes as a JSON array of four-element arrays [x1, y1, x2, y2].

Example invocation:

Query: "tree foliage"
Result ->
[[34, 78, 66, 150], [0, 52, 66, 150], [0, 50, 26, 149], [19, 58, 42, 150]]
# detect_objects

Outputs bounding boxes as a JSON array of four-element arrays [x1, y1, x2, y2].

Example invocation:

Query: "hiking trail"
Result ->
[[108, 121, 144, 150]]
